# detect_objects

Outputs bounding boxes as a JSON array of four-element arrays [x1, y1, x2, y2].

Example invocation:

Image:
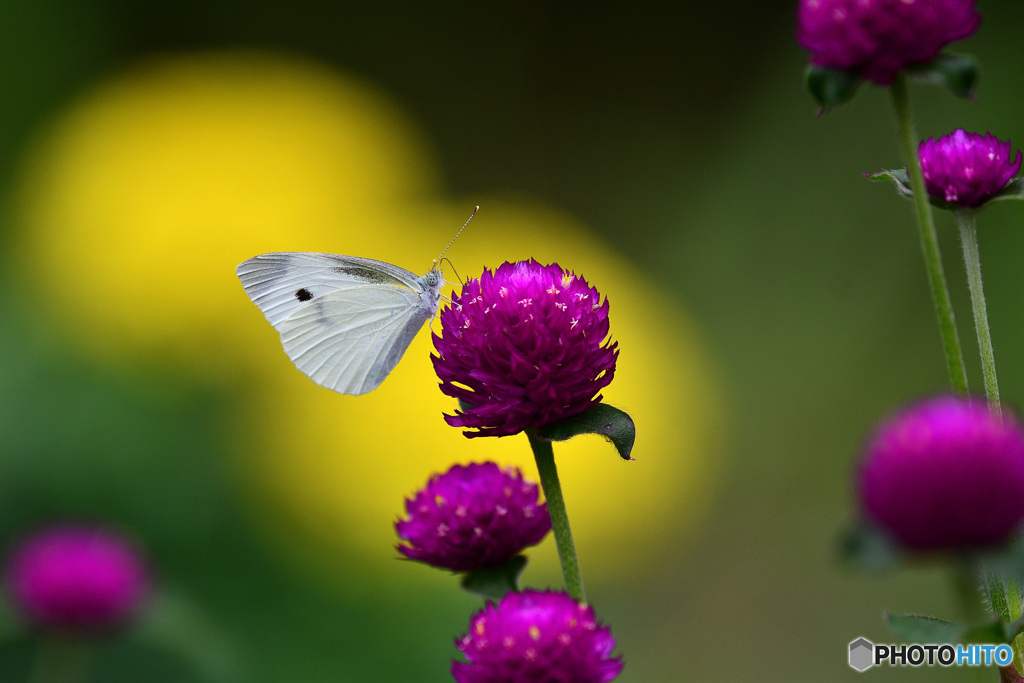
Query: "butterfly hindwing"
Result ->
[[279, 285, 431, 395]]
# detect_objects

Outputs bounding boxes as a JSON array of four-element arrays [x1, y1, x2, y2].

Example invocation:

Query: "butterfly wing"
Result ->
[[236, 252, 440, 395]]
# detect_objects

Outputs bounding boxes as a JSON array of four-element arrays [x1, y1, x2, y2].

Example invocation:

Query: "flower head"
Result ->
[[858, 397, 1024, 551], [396, 462, 551, 572], [432, 260, 618, 438], [919, 129, 1022, 209], [452, 589, 623, 683], [796, 0, 980, 85], [5, 525, 150, 632]]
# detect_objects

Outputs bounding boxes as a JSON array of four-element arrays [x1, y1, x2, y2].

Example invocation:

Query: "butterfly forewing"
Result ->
[[236, 252, 423, 326]]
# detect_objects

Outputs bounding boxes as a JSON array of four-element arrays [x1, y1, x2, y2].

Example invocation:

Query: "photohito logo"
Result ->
[[848, 637, 1013, 671]]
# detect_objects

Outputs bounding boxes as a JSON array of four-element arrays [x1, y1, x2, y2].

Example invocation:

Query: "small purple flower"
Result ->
[[452, 589, 623, 683], [796, 0, 980, 85], [5, 525, 150, 632], [432, 260, 618, 438], [858, 397, 1024, 551], [396, 462, 551, 572], [919, 129, 1023, 209]]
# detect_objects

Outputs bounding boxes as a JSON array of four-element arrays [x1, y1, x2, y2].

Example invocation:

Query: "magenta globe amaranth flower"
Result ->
[[858, 397, 1024, 551], [396, 462, 551, 572], [432, 260, 618, 438], [796, 0, 980, 85], [919, 129, 1022, 209], [452, 589, 623, 683], [5, 525, 150, 631]]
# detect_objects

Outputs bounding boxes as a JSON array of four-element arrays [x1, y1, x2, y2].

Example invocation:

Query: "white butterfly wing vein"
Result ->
[[280, 287, 432, 394], [236, 252, 441, 395]]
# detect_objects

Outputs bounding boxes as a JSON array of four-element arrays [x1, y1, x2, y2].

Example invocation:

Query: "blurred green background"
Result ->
[[3, 1, 1024, 681]]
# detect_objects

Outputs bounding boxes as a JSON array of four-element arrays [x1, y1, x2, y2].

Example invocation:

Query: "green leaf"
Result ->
[[536, 403, 635, 460], [866, 168, 913, 199], [805, 65, 862, 109], [907, 52, 981, 99], [886, 613, 969, 643], [886, 612, 1008, 645], [838, 521, 902, 572], [460, 555, 527, 601]]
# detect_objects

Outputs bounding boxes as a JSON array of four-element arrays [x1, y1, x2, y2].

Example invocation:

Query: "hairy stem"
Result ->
[[889, 74, 969, 395], [527, 430, 586, 603]]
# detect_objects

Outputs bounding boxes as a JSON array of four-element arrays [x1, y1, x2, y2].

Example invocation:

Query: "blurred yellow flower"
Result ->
[[12, 50, 439, 378], [11, 51, 723, 590]]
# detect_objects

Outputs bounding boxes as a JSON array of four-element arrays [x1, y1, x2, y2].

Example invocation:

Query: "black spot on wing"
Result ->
[[295, 288, 313, 301]]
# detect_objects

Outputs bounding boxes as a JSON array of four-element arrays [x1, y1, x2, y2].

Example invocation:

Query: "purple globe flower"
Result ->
[[796, 0, 980, 85], [452, 589, 623, 683], [858, 397, 1024, 551], [5, 525, 150, 632], [396, 462, 551, 572], [432, 260, 618, 438], [919, 129, 1023, 209]]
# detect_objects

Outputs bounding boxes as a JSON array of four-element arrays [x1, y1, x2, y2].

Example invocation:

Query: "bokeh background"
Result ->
[[2, 1, 1023, 680]]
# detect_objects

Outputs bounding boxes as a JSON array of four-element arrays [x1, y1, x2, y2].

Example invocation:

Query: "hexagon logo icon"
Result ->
[[849, 637, 874, 671]]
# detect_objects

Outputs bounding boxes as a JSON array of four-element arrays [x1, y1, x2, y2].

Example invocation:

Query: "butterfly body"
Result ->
[[236, 252, 443, 395]]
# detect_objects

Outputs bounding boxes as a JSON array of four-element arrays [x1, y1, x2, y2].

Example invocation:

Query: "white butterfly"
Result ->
[[237, 208, 476, 396]]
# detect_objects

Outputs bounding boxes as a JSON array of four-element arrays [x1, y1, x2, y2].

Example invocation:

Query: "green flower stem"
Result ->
[[953, 562, 1008, 681], [889, 74, 969, 396], [30, 636, 92, 683], [527, 430, 586, 604], [1009, 581, 1024, 673], [954, 210, 1018, 668], [956, 209, 1001, 414], [986, 563, 1024, 673], [890, 76, 1019, 673]]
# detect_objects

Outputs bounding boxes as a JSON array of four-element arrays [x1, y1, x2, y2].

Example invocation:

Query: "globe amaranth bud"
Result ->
[[432, 260, 618, 438], [858, 397, 1024, 551], [452, 589, 624, 683], [5, 524, 150, 632], [396, 462, 551, 572], [920, 129, 1022, 209]]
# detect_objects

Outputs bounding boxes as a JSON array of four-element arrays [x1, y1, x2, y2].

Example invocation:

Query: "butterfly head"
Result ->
[[423, 266, 443, 289]]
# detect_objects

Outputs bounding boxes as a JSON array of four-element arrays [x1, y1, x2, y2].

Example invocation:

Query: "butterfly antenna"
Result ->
[[440, 257, 463, 286], [434, 205, 478, 268]]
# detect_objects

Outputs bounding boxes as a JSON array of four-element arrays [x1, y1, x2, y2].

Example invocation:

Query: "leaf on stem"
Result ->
[[866, 168, 914, 199], [805, 65, 862, 110], [460, 555, 527, 601], [906, 53, 981, 100], [536, 403, 635, 461], [885, 612, 1004, 644]]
